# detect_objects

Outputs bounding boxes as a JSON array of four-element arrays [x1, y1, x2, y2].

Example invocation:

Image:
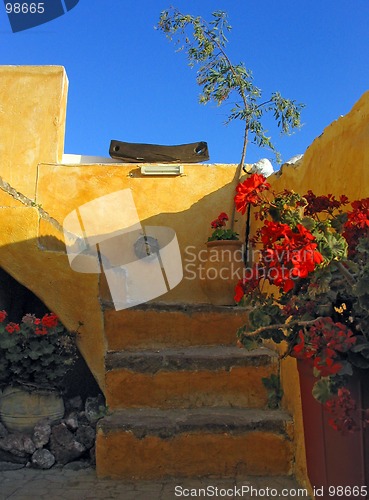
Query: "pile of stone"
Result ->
[[0, 395, 105, 471]]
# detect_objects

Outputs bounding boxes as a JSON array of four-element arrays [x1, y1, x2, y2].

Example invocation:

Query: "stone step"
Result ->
[[103, 302, 248, 350], [96, 407, 294, 479], [105, 346, 278, 409]]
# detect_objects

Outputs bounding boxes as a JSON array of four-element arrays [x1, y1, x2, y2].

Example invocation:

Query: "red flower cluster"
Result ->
[[211, 212, 229, 229], [293, 318, 356, 377], [1, 312, 60, 336], [303, 191, 349, 216], [325, 388, 358, 434], [32, 313, 59, 334], [5, 322, 20, 334], [259, 221, 324, 292], [234, 174, 271, 214], [35, 327, 49, 336], [41, 313, 59, 328], [343, 198, 369, 255], [234, 264, 261, 302]]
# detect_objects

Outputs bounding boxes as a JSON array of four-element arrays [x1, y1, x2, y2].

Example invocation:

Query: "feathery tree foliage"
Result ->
[[157, 8, 305, 171]]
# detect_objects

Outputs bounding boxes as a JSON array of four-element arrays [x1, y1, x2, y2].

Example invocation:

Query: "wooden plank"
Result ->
[[109, 140, 209, 163]]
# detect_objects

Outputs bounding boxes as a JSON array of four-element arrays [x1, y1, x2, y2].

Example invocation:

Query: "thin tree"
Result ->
[[157, 8, 305, 232]]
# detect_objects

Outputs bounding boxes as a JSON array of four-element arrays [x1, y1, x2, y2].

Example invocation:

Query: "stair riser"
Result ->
[[105, 365, 277, 409], [96, 430, 293, 479], [104, 307, 247, 350]]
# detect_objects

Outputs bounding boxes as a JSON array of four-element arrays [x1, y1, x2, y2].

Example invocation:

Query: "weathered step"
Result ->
[[103, 302, 248, 350], [105, 346, 277, 409], [96, 407, 294, 479]]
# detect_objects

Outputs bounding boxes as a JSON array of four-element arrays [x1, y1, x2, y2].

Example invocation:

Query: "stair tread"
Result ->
[[103, 301, 249, 313], [106, 346, 277, 372], [98, 407, 292, 438]]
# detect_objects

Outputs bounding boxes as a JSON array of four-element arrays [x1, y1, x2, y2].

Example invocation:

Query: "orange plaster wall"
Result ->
[[96, 430, 294, 479]]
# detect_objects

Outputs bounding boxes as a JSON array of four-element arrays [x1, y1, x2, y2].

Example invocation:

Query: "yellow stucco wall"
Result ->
[[36, 162, 245, 304], [0, 66, 67, 200], [0, 66, 107, 389]]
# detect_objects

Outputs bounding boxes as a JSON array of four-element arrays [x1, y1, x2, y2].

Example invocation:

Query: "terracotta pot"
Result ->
[[201, 240, 244, 306], [0, 386, 64, 433], [297, 360, 369, 498]]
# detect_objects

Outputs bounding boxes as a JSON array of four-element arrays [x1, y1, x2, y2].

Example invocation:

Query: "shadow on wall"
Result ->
[[0, 267, 101, 401], [37, 176, 246, 305], [0, 180, 244, 390]]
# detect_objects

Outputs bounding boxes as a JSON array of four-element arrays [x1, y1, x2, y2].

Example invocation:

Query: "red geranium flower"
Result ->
[[235, 173, 271, 214], [325, 388, 358, 433], [41, 313, 59, 328], [35, 327, 48, 336], [234, 281, 245, 303], [211, 212, 229, 229], [5, 322, 20, 333], [0, 310, 7, 323], [343, 198, 369, 255]]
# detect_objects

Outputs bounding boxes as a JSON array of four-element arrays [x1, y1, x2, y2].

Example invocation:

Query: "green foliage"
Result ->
[[0, 313, 78, 391], [207, 228, 239, 241], [157, 7, 304, 166], [262, 374, 283, 409], [312, 378, 331, 404]]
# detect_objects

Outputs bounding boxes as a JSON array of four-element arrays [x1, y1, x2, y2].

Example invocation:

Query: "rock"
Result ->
[[0, 434, 30, 457], [0, 461, 25, 471], [0, 436, 12, 452], [76, 411, 90, 426], [0, 422, 8, 438], [64, 412, 79, 431], [249, 158, 274, 177], [49, 423, 86, 465], [63, 459, 91, 471], [89, 445, 96, 466], [0, 448, 28, 464], [65, 396, 83, 412], [33, 420, 51, 449], [75, 425, 95, 450], [23, 436, 36, 455], [31, 448, 55, 469], [85, 395, 105, 424], [285, 154, 303, 165]]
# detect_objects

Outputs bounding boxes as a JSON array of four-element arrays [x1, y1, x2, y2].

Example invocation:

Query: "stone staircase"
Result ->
[[95, 304, 294, 479]]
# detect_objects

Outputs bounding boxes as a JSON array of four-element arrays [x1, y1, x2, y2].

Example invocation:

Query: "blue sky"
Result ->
[[1, 0, 369, 170]]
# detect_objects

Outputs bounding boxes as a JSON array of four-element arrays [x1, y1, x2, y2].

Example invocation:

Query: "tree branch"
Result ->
[[241, 316, 326, 338]]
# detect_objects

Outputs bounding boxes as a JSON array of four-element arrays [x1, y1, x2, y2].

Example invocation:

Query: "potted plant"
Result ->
[[234, 173, 369, 491], [0, 311, 78, 432], [201, 212, 243, 305]]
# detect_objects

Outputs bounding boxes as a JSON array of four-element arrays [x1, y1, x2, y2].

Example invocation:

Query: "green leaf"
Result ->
[[262, 374, 283, 409], [338, 361, 353, 376], [350, 336, 369, 355], [354, 273, 369, 297], [348, 351, 369, 369], [249, 309, 271, 328], [240, 336, 259, 351], [312, 378, 332, 404]]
